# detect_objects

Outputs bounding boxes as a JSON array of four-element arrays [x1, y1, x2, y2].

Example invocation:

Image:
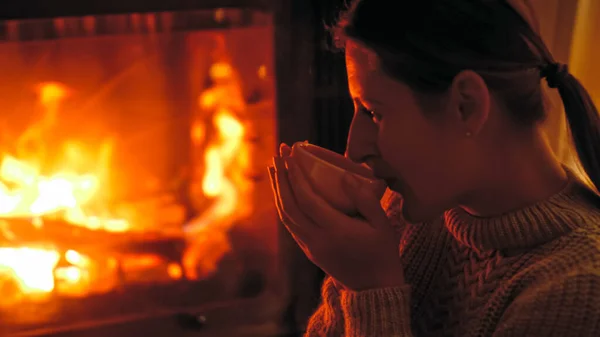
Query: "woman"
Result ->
[[271, 0, 600, 336]]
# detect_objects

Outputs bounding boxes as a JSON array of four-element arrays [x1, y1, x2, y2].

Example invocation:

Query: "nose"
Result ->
[[345, 113, 379, 164]]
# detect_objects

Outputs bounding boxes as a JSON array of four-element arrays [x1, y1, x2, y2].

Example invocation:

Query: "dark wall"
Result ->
[[309, 0, 353, 154], [0, 0, 272, 19], [278, 0, 354, 333]]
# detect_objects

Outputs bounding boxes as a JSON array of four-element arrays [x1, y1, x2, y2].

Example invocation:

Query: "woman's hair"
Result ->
[[334, 0, 600, 191]]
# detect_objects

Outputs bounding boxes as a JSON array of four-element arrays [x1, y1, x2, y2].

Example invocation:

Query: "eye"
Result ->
[[370, 110, 382, 123], [360, 107, 382, 124]]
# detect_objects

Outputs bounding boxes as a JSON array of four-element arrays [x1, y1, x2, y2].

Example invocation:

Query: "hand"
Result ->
[[270, 144, 404, 291]]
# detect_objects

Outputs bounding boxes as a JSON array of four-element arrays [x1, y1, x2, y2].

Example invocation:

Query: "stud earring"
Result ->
[[465, 131, 472, 137]]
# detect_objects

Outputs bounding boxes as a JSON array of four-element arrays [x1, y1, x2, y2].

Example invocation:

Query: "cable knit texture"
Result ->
[[305, 174, 600, 336]]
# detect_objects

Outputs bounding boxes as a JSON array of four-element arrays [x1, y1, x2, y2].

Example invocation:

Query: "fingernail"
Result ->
[[279, 143, 290, 157]]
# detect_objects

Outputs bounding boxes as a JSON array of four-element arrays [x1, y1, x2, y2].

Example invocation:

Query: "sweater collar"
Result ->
[[444, 173, 598, 252]]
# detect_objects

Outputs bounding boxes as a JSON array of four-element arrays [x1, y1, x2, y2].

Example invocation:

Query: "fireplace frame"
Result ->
[[0, 0, 315, 139], [0, 1, 318, 336], [0, 1, 271, 19]]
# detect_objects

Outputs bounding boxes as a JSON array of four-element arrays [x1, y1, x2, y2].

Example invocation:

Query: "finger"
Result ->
[[268, 165, 286, 219], [272, 156, 317, 239], [279, 143, 291, 157], [284, 155, 349, 228], [268, 165, 310, 251], [342, 172, 389, 228], [270, 160, 296, 225]]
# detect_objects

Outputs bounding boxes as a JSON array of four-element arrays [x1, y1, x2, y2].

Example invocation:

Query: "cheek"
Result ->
[[378, 118, 440, 170], [377, 119, 459, 196]]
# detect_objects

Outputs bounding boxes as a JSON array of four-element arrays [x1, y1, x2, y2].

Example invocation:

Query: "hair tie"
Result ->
[[541, 62, 569, 89]]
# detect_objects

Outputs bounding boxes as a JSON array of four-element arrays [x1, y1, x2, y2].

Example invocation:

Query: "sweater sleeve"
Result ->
[[492, 271, 600, 337], [339, 285, 413, 337], [304, 277, 346, 337], [305, 190, 408, 337]]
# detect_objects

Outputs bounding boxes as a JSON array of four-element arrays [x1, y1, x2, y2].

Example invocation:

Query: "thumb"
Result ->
[[342, 173, 388, 228]]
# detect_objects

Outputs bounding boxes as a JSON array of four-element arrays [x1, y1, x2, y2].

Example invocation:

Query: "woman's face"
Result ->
[[344, 42, 486, 223]]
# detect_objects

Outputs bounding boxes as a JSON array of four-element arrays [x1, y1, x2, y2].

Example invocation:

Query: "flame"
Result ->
[[194, 62, 250, 224], [0, 247, 59, 293], [0, 246, 97, 297], [0, 57, 254, 297], [167, 262, 183, 280], [0, 82, 129, 296], [183, 61, 253, 279], [0, 82, 127, 231]]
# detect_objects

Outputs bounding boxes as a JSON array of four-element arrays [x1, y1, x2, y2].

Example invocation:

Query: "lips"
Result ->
[[363, 158, 402, 192], [384, 177, 404, 194], [370, 168, 397, 190]]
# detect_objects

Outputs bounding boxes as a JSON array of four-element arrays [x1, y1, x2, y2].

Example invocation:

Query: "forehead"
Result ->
[[345, 43, 375, 91], [345, 42, 392, 100], [345, 42, 378, 74]]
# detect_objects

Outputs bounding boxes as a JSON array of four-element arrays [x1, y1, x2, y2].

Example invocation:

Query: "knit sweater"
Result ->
[[305, 175, 600, 337]]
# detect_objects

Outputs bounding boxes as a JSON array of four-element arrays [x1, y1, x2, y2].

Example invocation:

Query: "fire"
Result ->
[[196, 62, 251, 222], [0, 57, 253, 298], [0, 82, 127, 231], [0, 82, 128, 297], [183, 61, 253, 279], [0, 247, 59, 293]]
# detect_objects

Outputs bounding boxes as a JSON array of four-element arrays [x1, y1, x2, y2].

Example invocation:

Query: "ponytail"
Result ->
[[543, 64, 600, 192], [503, 0, 600, 191]]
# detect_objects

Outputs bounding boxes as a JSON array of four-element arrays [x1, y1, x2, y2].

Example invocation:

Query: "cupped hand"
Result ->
[[269, 143, 404, 291]]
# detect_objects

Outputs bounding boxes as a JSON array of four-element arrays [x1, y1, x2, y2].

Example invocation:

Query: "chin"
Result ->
[[400, 197, 444, 224]]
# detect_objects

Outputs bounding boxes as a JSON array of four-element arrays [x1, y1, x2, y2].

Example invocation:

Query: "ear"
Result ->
[[448, 70, 490, 136]]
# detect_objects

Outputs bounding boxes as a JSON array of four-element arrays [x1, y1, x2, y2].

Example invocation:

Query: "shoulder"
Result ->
[[532, 181, 600, 271], [499, 183, 600, 299], [547, 183, 600, 270], [493, 228, 600, 336], [520, 219, 600, 283], [494, 265, 600, 337]]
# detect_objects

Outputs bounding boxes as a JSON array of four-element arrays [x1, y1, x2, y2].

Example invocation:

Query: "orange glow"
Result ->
[[0, 82, 127, 231], [55, 266, 83, 284], [167, 263, 183, 280], [38, 82, 69, 107], [184, 60, 253, 279], [121, 254, 162, 270], [196, 63, 250, 222], [0, 82, 129, 296], [0, 56, 254, 298], [0, 247, 59, 293]]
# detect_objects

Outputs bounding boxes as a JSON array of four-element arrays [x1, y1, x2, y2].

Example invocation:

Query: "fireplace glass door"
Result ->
[[0, 9, 280, 336]]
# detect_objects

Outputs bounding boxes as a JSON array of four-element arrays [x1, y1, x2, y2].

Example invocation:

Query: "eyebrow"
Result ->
[[354, 96, 383, 107], [364, 97, 383, 104]]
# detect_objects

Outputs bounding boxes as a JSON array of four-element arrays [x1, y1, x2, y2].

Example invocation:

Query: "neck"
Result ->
[[459, 131, 568, 217]]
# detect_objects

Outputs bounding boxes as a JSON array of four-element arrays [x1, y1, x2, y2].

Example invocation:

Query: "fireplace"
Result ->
[[0, 1, 313, 336]]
